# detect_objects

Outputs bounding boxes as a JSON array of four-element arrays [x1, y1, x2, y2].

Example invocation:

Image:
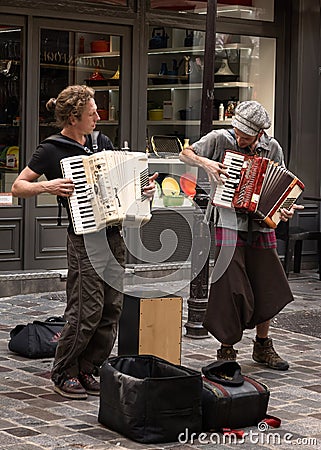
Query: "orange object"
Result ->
[[89, 69, 105, 80], [90, 40, 110, 53], [97, 109, 108, 120], [180, 172, 196, 197]]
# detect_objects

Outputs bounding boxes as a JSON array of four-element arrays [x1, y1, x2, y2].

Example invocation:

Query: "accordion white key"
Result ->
[[61, 150, 152, 234]]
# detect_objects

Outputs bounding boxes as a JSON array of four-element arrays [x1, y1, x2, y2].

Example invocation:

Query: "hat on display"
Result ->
[[231, 100, 271, 136]]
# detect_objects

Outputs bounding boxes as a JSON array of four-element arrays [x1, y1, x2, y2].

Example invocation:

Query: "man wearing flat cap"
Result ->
[[180, 100, 303, 370]]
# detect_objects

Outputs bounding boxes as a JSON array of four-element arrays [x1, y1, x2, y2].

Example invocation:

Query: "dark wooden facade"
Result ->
[[0, 0, 320, 272]]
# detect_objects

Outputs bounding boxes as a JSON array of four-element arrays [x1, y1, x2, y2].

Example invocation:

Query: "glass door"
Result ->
[[24, 19, 131, 269], [37, 28, 122, 207]]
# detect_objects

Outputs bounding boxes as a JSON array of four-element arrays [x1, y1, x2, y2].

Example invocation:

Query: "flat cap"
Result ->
[[231, 100, 271, 136]]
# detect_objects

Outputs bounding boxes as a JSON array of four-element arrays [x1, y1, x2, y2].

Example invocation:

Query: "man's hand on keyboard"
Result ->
[[206, 160, 228, 184], [45, 178, 75, 197]]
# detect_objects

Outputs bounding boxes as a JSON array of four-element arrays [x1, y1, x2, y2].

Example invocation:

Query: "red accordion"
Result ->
[[212, 150, 305, 229]]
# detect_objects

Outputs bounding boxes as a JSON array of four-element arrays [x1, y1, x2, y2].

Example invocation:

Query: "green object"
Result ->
[[163, 195, 184, 207]]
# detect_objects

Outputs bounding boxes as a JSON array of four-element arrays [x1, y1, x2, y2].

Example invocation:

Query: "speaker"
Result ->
[[118, 292, 182, 364]]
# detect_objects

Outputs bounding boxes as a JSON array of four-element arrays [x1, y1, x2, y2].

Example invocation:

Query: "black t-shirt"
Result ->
[[28, 132, 113, 179], [28, 131, 114, 232]]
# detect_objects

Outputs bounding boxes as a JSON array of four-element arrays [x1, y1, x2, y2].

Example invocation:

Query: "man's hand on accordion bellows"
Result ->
[[280, 204, 304, 222], [144, 172, 159, 199]]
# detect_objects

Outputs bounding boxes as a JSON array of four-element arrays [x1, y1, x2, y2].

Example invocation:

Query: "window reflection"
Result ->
[[150, 0, 274, 22], [146, 25, 276, 148], [150, 1, 207, 13], [217, 1, 274, 21]]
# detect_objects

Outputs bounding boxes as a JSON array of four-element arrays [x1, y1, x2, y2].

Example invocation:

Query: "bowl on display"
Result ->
[[161, 177, 180, 196], [180, 172, 196, 198], [148, 109, 163, 121]]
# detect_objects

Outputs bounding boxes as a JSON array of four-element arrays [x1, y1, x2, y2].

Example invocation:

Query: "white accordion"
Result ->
[[61, 150, 152, 234]]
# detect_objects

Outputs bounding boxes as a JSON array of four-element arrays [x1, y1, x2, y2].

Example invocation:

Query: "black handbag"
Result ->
[[98, 354, 203, 443], [201, 361, 270, 431], [8, 316, 66, 358]]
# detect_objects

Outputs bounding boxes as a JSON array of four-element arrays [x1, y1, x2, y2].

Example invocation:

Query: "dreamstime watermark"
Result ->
[[178, 423, 319, 446], [82, 161, 238, 298]]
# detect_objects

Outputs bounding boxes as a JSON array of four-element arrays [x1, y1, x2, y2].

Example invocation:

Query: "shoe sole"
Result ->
[[252, 356, 289, 371], [54, 385, 88, 399], [85, 389, 100, 396]]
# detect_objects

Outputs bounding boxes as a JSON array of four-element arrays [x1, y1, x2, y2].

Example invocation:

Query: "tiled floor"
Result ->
[[0, 272, 320, 449]]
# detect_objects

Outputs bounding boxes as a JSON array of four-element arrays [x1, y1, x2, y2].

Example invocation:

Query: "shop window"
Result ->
[[146, 26, 276, 147], [150, 0, 274, 22], [0, 25, 22, 207], [37, 28, 121, 207]]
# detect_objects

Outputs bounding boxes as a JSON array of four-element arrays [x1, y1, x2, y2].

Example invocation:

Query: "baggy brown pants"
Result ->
[[51, 227, 125, 385], [203, 245, 294, 345]]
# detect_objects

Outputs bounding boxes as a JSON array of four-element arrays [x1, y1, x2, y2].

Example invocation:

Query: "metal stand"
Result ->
[[184, 192, 211, 338], [184, 0, 217, 339]]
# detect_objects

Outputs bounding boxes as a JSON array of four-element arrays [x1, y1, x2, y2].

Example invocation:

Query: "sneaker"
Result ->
[[79, 372, 100, 396], [252, 338, 289, 371], [217, 346, 238, 361], [54, 377, 88, 399]]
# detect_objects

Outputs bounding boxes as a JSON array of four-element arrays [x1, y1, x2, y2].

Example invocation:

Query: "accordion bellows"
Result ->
[[212, 150, 304, 229]]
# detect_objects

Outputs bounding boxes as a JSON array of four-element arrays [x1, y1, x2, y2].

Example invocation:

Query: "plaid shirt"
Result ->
[[215, 227, 277, 249]]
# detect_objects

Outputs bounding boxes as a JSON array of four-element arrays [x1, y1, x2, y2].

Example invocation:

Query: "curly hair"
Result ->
[[46, 85, 95, 128]]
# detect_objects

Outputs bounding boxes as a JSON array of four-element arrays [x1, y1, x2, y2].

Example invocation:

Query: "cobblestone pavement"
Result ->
[[0, 271, 320, 449]]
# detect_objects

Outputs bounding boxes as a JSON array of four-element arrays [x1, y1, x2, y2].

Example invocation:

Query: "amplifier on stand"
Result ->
[[118, 290, 182, 365]]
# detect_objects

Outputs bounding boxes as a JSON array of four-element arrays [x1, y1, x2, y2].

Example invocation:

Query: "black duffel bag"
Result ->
[[98, 354, 203, 444], [8, 316, 66, 358]]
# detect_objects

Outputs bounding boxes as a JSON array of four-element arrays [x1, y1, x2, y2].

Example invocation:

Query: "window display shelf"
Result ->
[[96, 120, 119, 125], [148, 46, 204, 55], [147, 120, 199, 126], [148, 82, 201, 90], [147, 119, 233, 126], [92, 85, 119, 91], [77, 51, 120, 58], [148, 81, 253, 89]]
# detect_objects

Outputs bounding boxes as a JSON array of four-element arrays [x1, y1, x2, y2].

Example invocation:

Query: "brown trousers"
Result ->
[[203, 246, 294, 345], [51, 227, 125, 385]]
